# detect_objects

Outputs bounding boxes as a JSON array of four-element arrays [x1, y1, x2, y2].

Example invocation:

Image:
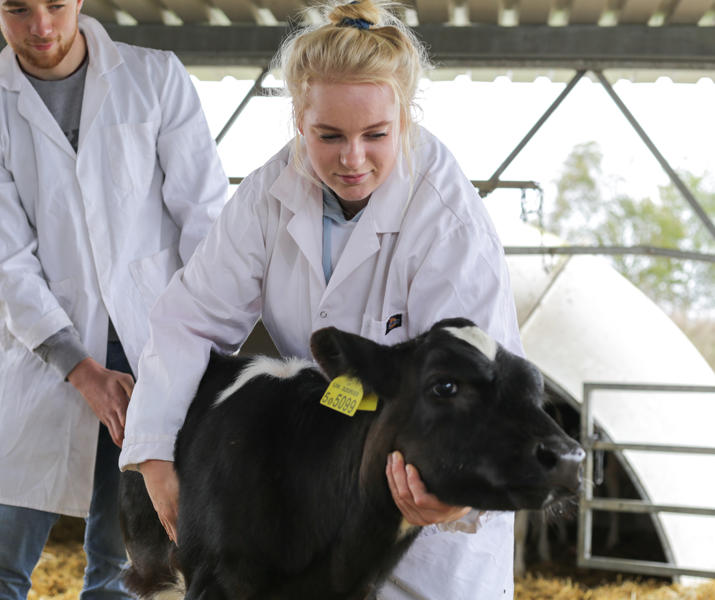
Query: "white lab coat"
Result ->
[[121, 127, 521, 598], [0, 15, 227, 517]]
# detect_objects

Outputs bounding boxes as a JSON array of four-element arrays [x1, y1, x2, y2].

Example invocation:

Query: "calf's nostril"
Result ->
[[535, 443, 559, 470]]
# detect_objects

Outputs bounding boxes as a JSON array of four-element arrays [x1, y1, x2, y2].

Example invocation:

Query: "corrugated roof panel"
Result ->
[[569, 0, 609, 23], [414, 0, 450, 24], [112, 0, 165, 23], [604, 67, 715, 81], [421, 66, 715, 82], [466, 0, 500, 23], [83, 0, 117, 22], [262, 0, 307, 22], [211, 0, 257, 22], [185, 64, 714, 83], [161, 0, 211, 23], [80, 0, 715, 26], [668, 0, 713, 22], [72, 0, 715, 81], [618, 0, 662, 23], [517, 0, 554, 23]]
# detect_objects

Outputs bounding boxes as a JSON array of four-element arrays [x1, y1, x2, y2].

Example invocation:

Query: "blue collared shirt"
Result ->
[[322, 187, 365, 283]]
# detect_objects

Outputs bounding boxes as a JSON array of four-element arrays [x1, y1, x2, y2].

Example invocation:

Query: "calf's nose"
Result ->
[[535, 436, 585, 492]]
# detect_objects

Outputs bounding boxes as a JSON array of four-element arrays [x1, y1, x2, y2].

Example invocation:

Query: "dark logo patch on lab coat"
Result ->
[[385, 314, 402, 335]]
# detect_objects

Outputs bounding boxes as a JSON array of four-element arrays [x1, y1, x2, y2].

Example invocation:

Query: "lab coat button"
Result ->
[[320, 311, 328, 318]]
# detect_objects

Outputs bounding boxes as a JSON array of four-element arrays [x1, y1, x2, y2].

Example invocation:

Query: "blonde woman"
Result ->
[[120, 1, 523, 597]]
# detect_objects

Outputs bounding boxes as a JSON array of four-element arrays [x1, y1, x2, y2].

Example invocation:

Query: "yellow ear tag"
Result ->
[[320, 375, 379, 416], [358, 392, 378, 412]]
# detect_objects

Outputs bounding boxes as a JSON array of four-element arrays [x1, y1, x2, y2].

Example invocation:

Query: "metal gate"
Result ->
[[577, 382, 715, 579]]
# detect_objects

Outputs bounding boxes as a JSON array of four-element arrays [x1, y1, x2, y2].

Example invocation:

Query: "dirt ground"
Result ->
[[30, 517, 715, 600]]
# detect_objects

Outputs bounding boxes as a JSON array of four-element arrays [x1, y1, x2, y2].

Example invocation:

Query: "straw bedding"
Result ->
[[30, 517, 715, 599]]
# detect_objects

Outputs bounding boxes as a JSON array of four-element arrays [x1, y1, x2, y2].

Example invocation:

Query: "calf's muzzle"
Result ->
[[535, 435, 585, 497]]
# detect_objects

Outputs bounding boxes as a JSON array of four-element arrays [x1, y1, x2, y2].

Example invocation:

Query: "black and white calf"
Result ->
[[119, 318, 584, 600]]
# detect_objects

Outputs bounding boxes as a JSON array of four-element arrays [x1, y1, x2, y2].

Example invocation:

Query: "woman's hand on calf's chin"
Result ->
[[386, 451, 471, 526]]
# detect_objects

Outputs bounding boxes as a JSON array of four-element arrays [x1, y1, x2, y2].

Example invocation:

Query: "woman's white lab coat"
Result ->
[[0, 16, 227, 517], [121, 127, 522, 598]]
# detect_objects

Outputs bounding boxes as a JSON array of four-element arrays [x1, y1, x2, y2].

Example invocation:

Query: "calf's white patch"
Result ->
[[145, 572, 185, 600], [214, 356, 314, 406], [444, 326, 498, 361]]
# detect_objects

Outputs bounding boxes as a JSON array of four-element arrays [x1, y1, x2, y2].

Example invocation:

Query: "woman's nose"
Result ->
[[340, 140, 365, 170]]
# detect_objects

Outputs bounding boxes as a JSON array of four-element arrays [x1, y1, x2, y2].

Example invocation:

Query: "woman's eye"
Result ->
[[431, 381, 458, 398], [367, 132, 387, 139]]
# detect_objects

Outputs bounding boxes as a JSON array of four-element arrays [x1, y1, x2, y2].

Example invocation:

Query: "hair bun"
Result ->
[[328, 0, 382, 28]]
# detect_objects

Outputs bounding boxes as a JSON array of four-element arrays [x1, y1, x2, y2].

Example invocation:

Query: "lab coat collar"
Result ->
[[269, 140, 413, 294], [79, 15, 123, 76], [0, 15, 120, 90], [0, 15, 121, 156], [0, 46, 74, 155], [365, 148, 412, 235], [0, 46, 26, 92], [77, 15, 122, 148], [270, 139, 411, 235], [270, 145, 326, 285], [320, 153, 412, 292]]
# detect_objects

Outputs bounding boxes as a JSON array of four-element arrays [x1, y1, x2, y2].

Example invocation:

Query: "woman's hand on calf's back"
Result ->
[[139, 459, 180, 544]]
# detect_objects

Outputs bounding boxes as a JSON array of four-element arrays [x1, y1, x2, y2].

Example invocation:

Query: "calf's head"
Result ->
[[310, 317, 584, 512]]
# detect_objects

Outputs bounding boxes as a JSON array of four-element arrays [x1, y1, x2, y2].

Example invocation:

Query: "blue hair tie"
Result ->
[[340, 16, 372, 29]]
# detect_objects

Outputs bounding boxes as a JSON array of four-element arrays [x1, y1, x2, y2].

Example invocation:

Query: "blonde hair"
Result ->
[[274, 0, 431, 176]]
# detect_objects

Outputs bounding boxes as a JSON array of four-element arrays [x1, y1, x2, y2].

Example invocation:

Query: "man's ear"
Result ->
[[310, 327, 402, 398]]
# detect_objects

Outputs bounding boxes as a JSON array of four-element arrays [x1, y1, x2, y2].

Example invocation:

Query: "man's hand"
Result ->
[[386, 451, 471, 526], [140, 459, 180, 544], [67, 357, 134, 447]]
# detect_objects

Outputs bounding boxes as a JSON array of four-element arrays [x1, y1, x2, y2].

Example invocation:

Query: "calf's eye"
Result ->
[[431, 380, 458, 398]]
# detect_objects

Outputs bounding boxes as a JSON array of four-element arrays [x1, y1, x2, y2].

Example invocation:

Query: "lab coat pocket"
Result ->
[[129, 246, 181, 311], [103, 122, 159, 198], [48, 277, 77, 320], [361, 310, 409, 345]]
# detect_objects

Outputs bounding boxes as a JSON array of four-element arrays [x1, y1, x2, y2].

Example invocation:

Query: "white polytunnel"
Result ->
[[489, 204, 715, 579]]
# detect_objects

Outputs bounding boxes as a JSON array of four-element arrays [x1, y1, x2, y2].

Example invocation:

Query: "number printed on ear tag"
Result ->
[[320, 376, 378, 416]]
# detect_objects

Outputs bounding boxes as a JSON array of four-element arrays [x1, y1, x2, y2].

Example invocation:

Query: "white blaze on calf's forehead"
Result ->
[[444, 326, 498, 361], [214, 356, 314, 406]]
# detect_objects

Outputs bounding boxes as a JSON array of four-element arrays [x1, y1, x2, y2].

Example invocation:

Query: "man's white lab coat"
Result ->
[[0, 15, 227, 516]]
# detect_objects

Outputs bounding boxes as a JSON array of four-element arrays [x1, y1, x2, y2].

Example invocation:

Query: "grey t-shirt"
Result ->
[[25, 55, 88, 152]]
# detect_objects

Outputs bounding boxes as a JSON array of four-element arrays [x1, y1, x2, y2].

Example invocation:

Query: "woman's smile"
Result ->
[[300, 81, 400, 206]]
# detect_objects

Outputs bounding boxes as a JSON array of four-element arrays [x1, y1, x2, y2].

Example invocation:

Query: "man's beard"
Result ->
[[16, 27, 77, 72]]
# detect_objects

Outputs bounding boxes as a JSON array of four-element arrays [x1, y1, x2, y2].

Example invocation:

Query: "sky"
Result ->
[[191, 71, 715, 227]]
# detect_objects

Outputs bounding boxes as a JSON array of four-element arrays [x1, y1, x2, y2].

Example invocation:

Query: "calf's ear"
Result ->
[[310, 327, 402, 398]]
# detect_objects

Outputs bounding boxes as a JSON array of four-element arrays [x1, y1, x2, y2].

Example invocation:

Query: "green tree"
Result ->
[[544, 141, 715, 366]]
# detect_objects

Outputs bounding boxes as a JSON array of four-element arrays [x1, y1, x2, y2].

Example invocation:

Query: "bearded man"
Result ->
[[0, 1, 227, 597]]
